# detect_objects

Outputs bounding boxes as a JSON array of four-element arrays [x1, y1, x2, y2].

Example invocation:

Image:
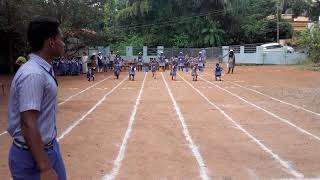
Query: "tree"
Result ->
[[297, 25, 320, 63], [201, 20, 226, 46], [0, 0, 108, 73]]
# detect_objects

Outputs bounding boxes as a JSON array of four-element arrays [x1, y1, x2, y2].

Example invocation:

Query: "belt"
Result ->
[[13, 139, 54, 151]]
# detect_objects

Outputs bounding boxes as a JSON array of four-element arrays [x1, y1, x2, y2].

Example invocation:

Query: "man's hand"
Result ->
[[21, 110, 55, 179], [40, 168, 58, 180]]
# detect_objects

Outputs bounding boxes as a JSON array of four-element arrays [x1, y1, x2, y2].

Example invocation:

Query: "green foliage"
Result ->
[[297, 25, 320, 63], [201, 20, 226, 46], [104, 0, 297, 47], [292, 0, 309, 17], [171, 33, 190, 48]]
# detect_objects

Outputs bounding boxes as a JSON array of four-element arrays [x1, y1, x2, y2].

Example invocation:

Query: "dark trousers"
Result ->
[[9, 139, 66, 180]]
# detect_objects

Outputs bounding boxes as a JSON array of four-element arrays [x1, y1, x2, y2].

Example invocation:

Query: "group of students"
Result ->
[[52, 57, 83, 76], [83, 51, 126, 81], [83, 48, 236, 82], [166, 49, 235, 81], [16, 55, 84, 76]]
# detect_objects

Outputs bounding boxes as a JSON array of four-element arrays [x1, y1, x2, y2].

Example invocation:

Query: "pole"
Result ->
[[277, 2, 279, 43]]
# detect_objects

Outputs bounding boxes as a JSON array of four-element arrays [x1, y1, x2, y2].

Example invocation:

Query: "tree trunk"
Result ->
[[9, 39, 14, 74]]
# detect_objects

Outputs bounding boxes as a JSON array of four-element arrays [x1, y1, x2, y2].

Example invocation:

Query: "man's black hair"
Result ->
[[27, 16, 60, 52]]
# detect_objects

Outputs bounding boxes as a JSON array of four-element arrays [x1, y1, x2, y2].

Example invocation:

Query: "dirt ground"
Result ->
[[0, 63, 320, 179]]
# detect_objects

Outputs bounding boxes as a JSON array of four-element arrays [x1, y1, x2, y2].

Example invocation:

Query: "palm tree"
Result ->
[[201, 20, 226, 46]]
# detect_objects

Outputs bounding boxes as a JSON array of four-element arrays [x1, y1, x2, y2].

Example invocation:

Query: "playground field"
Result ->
[[0, 63, 320, 179]]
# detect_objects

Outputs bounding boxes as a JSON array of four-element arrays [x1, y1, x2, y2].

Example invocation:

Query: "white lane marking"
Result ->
[[161, 73, 210, 180], [58, 76, 112, 106], [274, 178, 320, 180], [0, 76, 113, 137], [227, 80, 320, 117], [178, 73, 304, 178], [0, 131, 7, 136], [251, 85, 264, 88], [102, 73, 147, 180], [200, 76, 320, 142], [57, 77, 128, 141]]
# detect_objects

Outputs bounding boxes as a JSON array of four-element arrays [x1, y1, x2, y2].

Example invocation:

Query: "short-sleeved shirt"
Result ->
[[158, 56, 165, 66], [7, 53, 58, 144], [178, 56, 185, 65], [215, 67, 223, 76]]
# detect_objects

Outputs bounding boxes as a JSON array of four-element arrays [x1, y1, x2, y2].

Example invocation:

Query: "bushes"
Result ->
[[297, 25, 320, 63]]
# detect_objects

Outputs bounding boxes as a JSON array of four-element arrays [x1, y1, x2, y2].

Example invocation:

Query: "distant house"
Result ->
[[275, 14, 311, 32], [281, 14, 311, 45]]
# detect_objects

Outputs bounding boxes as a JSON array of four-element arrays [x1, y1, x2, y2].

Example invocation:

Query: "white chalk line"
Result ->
[[199, 75, 320, 142], [58, 75, 112, 106], [0, 131, 7, 136], [177, 73, 304, 178], [0, 75, 113, 138], [161, 72, 210, 180], [227, 80, 320, 117], [102, 73, 147, 180], [57, 77, 128, 141], [274, 178, 320, 180], [204, 72, 319, 117]]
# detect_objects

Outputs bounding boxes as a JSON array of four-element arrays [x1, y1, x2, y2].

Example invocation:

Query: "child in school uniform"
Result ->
[[87, 54, 96, 81], [171, 63, 178, 80], [137, 52, 143, 71], [128, 63, 136, 81], [151, 60, 157, 79], [198, 51, 204, 72], [178, 52, 185, 71], [114, 61, 121, 79], [192, 63, 198, 81], [215, 63, 223, 81]]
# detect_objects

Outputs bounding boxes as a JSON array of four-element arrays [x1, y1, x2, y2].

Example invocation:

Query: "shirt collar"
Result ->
[[29, 53, 52, 72]]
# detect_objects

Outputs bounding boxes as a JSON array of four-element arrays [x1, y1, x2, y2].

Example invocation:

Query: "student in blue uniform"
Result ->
[[192, 63, 198, 81], [151, 60, 157, 79], [137, 52, 143, 72], [215, 63, 223, 81], [87, 55, 96, 81], [115, 51, 122, 71], [172, 56, 178, 70], [158, 52, 165, 71], [198, 51, 204, 72], [178, 52, 185, 71], [171, 62, 178, 80], [128, 63, 136, 81], [114, 61, 121, 79], [184, 54, 191, 72]]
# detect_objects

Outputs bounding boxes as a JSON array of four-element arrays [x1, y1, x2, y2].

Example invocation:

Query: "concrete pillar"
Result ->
[[222, 46, 229, 63], [105, 47, 110, 56], [256, 46, 264, 64], [240, 46, 244, 54], [143, 46, 147, 57], [126, 46, 133, 57]]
